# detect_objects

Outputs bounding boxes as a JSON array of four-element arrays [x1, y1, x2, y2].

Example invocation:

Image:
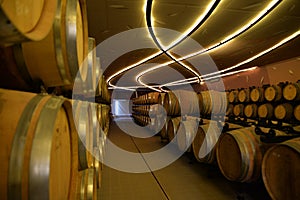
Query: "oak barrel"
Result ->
[[167, 117, 181, 142], [274, 103, 293, 121], [192, 122, 221, 164], [21, 0, 89, 87], [85, 37, 97, 97], [96, 61, 103, 96], [264, 85, 282, 102], [160, 117, 171, 141], [146, 92, 160, 104], [283, 82, 300, 101], [199, 91, 227, 116], [258, 103, 274, 119], [0, 89, 78, 200], [294, 104, 300, 122], [262, 138, 300, 200], [177, 119, 198, 152], [216, 127, 263, 182], [233, 104, 244, 117], [228, 90, 238, 103], [226, 104, 234, 116], [244, 104, 258, 118], [163, 91, 180, 116], [76, 169, 97, 200], [238, 88, 250, 103], [158, 92, 166, 105], [73, 100, 94, 170], [90, 103, 100, 147], [97, 104, 110, 136], [250, 87, 264, 102], [0, 0, 57, 45], [92, 148, 102, 189]]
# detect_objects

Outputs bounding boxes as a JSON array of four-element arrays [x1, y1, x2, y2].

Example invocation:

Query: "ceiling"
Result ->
[[86, 0, 300, 90]]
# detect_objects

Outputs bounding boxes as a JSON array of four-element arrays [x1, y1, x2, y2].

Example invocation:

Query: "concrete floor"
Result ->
[[98, 119, 271, 200]]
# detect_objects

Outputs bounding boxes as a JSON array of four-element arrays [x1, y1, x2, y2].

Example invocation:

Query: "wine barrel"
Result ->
[[92, 148, 102, 189], [177, 119, 198, 152], [97, 104, 110, 135], [164, 90, 199, 116], [199, 91, 227, 116], [244, 104, 258, 118], [163, 91, 180, 116], [233, 104, 244, 117], [250, 87, 264, 102], [198, 91, 211, 116], [149, 115, 164, 134], [262, 138, 300, 200], [96, 71, 104, 98], [226, 104, 234, 116], [274, 103, 293, 121], [216, 127, 263, 182], [167, 117, 181, 142], [73, 100, 93, 170], [283, 82, 300, 101], [160, 117, 171, 141], [76, 169, 97, 200], [90, 103, 100, 148], [258, 103, 274, 119], [264, 85, 282, 102], [0, 89, 78, 200], [238, 88, 250, 103], [101, 75, 111, 103], [158, 92, 166, 105], [146, 92, 160, 104], [20, 0, 89, 87], [85, 37, 97, 97], [192, 122, 221, 164], [0, 0, 57, 45], [149, 104, 156, 116], [228, 90, 238, 103], [294, 105, 300, 122]]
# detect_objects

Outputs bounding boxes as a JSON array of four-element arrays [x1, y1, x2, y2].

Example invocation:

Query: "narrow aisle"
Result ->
[[98, 120, 168, 200], [99, 120, 271, 200]]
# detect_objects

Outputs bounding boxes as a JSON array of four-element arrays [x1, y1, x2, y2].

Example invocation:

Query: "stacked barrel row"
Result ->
[[0, 0, 111, 104], [0, 88, 111, 199], [226, 81, 300, 124], [132, 92, 165, 134], [72, 99, 110, 199], [138, 88, 300, 200], [132, 90, 227, 142], [160, 115, 300, 200], [0, 0, 111, 199]]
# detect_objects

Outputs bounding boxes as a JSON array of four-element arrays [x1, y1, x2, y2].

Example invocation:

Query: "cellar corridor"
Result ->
[[98, 118, 271, 200]]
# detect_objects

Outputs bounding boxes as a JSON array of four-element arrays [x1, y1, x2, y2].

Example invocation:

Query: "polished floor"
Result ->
[[98, 118, 271, 200]]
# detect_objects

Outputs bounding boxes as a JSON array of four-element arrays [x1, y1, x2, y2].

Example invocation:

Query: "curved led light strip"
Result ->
[[151, 0, 220, 51], [109, 67, 257, 90], [146, 0, 220, 81], [107, 51, 162, 86], [138, 30, 300, 89], [203, 29, 300, 77], [110, 0, 284, 91], [159, 67, 258, 87], [138, 0, 281, 87], [107, 0, 219, 85]]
